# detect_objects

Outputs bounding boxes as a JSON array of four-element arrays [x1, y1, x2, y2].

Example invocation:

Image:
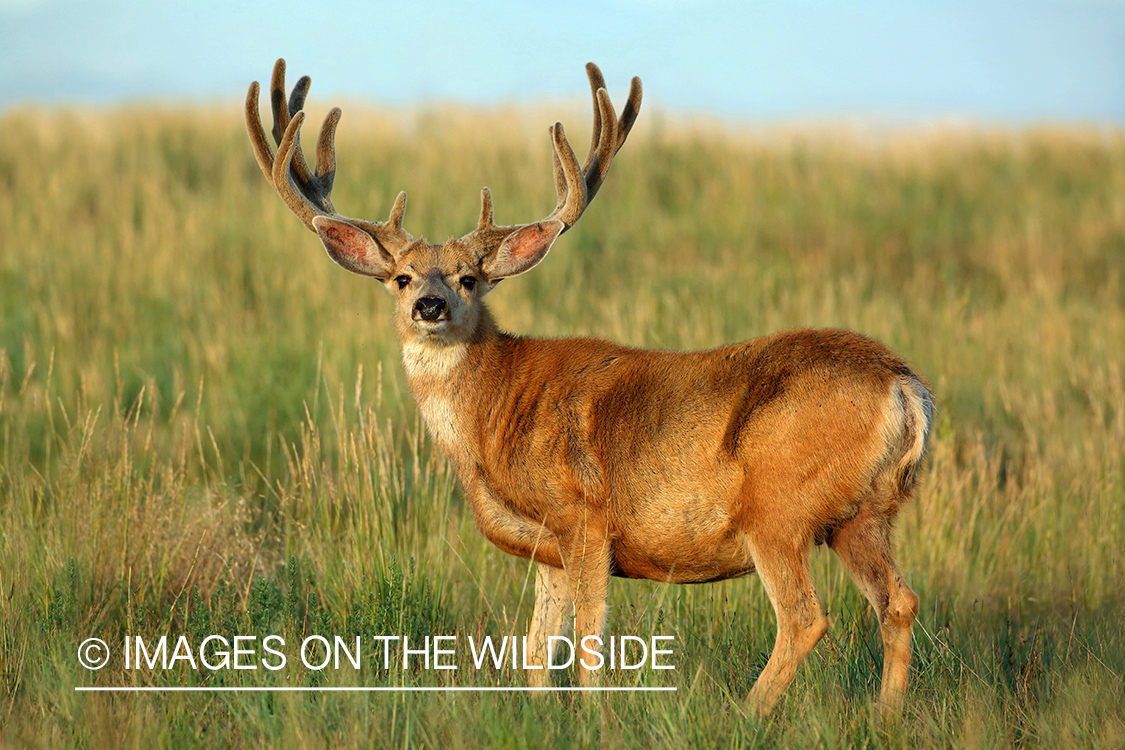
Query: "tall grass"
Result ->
[[0, 103, 1122, 748]]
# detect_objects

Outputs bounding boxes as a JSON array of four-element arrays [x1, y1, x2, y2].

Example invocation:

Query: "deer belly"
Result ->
[[610, 497, 755, 583]]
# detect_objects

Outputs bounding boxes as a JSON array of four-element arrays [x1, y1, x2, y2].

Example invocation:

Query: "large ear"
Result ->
[[481, 220, 565, 281], [312, 215, 396, 280]]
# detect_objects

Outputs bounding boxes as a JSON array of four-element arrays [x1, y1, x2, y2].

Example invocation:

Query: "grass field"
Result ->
[[0, 102, 1123, 748]]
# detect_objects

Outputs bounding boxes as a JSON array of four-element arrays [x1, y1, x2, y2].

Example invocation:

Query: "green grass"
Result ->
[[1, 103, 1123, 748]]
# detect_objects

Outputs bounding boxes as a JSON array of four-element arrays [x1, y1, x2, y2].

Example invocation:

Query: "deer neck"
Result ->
[[398, 303, 502, 458]]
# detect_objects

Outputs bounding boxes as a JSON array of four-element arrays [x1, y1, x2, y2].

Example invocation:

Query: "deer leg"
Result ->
[[526, 562, 572, 687], [558, 523, 612, 687], [829, 511, 918, 718], [746, 539, 828, 716]]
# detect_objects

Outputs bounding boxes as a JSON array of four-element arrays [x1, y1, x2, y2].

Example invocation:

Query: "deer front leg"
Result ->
[[526, 562, 572, 687], [558, 521, 612, 687]]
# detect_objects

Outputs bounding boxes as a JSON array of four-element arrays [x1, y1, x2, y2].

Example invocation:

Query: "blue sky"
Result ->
[[2, 0, 1124, 123]]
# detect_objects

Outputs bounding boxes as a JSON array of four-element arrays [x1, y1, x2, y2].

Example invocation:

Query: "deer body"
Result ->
[[407, 320, 927, 587], [247, 59, 932, 718]]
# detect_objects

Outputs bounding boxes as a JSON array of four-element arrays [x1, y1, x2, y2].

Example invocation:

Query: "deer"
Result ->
[[246, 58, 933, 718]]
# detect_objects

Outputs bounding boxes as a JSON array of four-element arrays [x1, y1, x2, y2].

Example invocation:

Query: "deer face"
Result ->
[[383, 239, 493, 346], [312, 215, 563, 348]]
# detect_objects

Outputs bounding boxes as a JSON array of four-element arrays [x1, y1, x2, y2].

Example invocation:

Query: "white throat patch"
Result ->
[[401, 339, 468, 451], [401, 339, 467, 380]]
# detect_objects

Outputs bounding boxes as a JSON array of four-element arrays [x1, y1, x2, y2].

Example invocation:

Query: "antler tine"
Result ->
[[617, 76, 643, 151], [582, 63, 609, 175], [477, 187, 495, 229], [315, 107, 341, 189], [286, 74, 311, 132], [550, 139, 568, 217], [548, 122, 588, 229], [271, 111, 320, 229], [268, 59, 317, 188], [582, 89, 618, 204], [245, 80, 275, 181], [347, 191, 413, 252], [268, 59, 290, 144], [464, 187, 520, 255]]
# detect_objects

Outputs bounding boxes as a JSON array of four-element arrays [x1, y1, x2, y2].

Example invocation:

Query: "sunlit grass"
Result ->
[[1, 104, 1122, 747]]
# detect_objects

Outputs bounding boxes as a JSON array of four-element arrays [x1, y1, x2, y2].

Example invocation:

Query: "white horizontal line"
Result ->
[[76, 686, 676, 693]]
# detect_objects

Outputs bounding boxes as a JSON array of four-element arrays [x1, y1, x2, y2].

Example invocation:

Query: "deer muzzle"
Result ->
[[414, 296, 448, 321]]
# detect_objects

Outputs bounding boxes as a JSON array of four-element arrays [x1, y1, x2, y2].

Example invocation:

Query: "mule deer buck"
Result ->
[[246, 58, 933, 717]]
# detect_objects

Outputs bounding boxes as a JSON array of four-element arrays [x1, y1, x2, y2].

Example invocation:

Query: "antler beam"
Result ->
[[463, 63, 642, 253], [245, 58, 413, 256]]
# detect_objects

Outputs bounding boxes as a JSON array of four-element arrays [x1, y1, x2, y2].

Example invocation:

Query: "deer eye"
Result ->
[[395, 275, 411, 289], [460, 276, 477, 291]]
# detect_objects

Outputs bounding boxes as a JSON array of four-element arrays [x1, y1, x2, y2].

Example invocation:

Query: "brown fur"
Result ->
[[247, 59, 934, 718]]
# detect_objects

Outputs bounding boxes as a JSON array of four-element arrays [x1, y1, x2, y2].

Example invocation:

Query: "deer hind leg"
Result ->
[[829, 510, 918, 717], [557, 523, 612, 687], [746, 537, 829, 716], [526, 562, 573, 687]]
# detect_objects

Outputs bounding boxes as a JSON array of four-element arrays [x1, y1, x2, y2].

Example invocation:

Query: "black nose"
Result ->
[[414, 296, 447, 321]]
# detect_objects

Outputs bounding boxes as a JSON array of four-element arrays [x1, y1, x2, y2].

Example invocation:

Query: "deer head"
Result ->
[[246, 59, 641, 349]]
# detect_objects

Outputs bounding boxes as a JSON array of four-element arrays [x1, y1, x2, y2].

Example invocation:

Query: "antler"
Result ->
[[245, 58, 413, 257], [461, 62, 642, 254]]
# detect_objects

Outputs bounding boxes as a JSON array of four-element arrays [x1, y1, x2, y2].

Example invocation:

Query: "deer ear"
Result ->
[[312, 215, 396, 280], [481, 220, 565, 281]]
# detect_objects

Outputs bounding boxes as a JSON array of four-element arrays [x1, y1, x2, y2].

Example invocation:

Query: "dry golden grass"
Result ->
[[0, 104, 1122, 748]]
